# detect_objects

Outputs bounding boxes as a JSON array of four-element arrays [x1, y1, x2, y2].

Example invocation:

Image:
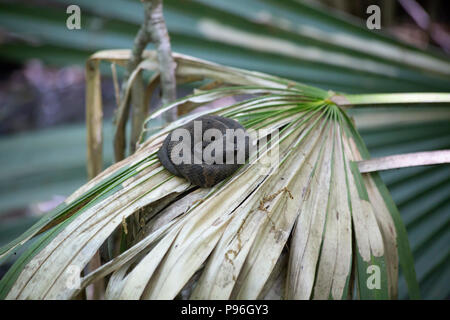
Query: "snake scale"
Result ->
[[158, 115, 250, 187]]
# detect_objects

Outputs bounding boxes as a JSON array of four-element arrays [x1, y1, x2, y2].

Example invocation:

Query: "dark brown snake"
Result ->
[[157, 115, 250, 187]]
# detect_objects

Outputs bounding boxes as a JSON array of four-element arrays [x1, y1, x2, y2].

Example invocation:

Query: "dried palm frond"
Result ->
[[2, 51, 448, 300]]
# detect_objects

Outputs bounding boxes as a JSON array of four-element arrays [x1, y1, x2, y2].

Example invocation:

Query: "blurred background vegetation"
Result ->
[[0, 0, 449, 299]]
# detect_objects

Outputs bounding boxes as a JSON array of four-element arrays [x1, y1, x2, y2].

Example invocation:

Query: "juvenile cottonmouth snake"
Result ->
[[157, 115, 250, 187]]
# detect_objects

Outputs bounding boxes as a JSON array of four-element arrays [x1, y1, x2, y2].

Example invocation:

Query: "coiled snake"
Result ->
[[157, 115, 249, 187]]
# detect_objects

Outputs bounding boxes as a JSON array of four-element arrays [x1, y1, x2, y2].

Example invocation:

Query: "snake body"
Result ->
[[158, 115, 249, 187]]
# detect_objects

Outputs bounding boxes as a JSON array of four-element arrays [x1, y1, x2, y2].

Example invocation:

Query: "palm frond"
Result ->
[[3, 51, 447, 299]]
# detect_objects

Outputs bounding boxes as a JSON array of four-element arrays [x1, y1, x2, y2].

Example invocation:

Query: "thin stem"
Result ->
[[113, 0, 177, 161], [144, 0, 177, 122], [341, 92, 450, 106], [357, 150, 450, 173]]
